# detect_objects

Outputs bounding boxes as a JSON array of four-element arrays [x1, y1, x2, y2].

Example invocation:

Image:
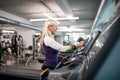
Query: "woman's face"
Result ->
[[48, 25, 57, 34]]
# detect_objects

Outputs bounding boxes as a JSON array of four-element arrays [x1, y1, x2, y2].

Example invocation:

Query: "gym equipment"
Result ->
[[66, 7, 120, 80], [0, 41, 14, 65], [25, 46, 33, 66], [82, 8, 120, 80], [23, 34, 41, 66], [11, 32, 24, 65]]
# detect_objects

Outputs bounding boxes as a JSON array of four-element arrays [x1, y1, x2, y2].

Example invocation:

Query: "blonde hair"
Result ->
[[42, 20, 57, 37], [39, 20, 57, 49]]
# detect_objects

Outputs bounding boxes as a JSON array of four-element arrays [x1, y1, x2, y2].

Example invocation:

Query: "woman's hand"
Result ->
[[76, 40, 85, 48], [80, 41, 85, 46]]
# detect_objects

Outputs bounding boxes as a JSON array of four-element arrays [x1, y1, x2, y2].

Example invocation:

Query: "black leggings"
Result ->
[[42, 65, 55, 70], [40, 65, 55, 80]]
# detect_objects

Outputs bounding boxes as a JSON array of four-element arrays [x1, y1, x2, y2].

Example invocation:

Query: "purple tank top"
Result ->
[[43, 41, 58, 67]]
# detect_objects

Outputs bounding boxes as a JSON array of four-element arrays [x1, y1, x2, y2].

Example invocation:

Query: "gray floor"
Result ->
[[0, 59, 43, 79], [1, 59, 42, 69]]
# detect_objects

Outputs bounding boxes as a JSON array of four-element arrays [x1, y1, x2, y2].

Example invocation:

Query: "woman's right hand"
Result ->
[[80, 41, 85, 46], [76, 40, 85, 48]]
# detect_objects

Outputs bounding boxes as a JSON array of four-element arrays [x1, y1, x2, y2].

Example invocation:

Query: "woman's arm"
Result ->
[[44, 36, 85, 52]]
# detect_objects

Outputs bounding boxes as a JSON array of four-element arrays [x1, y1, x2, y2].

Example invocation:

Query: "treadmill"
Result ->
[[67, 2, 120, 80]]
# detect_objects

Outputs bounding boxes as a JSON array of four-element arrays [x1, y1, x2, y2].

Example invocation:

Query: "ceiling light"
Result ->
[[2, 30, 14, 33], [0, 17, 6, 21], [57, 28, 84, 32], [65, 33, 85, 35], [29, 17, 79, 22], [43, 13, 60, 24], [56, 17, 79, 20]]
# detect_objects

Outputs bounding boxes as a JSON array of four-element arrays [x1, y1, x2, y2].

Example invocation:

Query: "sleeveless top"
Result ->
[[43, 41, 58, 67]]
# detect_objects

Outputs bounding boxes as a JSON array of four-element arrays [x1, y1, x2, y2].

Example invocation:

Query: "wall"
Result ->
[[15, 26, 35, 47]]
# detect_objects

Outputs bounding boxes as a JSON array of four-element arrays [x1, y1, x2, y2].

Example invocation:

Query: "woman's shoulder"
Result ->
[[44, 36, 51, 39], [44, 36, 54, 41], [44, 36, 55, 46]]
